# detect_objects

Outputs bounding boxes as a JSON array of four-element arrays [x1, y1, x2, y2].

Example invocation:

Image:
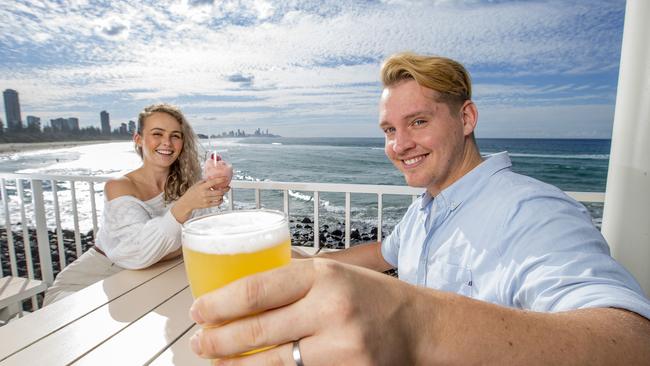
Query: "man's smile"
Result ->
[[401, 154, 428, 168]]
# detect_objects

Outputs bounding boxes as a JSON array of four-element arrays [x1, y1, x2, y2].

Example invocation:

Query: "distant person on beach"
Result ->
[[43, 103, 232, 305], [189, 53, 650, 364]]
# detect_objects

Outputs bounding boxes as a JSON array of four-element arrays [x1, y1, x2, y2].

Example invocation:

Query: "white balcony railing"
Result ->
[[0, 172, 605, 312]]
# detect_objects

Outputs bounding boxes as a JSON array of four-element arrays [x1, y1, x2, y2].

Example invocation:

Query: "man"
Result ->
[[188, 52, 650, 365]]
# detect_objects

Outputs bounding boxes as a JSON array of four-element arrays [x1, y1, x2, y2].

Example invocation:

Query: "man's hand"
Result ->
[[187, 257, 650, 365], [188, 258, 418, 365]]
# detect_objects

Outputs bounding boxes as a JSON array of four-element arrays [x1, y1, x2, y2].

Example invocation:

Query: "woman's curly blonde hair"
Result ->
[[136, 103, 201, 203]]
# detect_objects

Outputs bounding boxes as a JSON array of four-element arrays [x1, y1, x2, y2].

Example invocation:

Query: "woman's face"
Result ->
[[135, 112, 184, 168]]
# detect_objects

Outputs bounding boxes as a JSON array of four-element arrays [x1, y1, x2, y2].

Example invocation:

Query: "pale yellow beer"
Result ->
[[182, 209, 291, 299]]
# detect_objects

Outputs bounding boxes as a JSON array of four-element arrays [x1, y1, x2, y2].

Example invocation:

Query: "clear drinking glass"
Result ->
[[182, 209, 291, 300]]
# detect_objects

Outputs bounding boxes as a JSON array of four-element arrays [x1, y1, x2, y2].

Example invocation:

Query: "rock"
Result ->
[[331, 229, 343, 237], [301, 217, 312, 224]]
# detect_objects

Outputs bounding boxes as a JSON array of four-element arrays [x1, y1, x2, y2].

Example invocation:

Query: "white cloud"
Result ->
[[0, 0, 625, 137], [94, 17, 130, 40]]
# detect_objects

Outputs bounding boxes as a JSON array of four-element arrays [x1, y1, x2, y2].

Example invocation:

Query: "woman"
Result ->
[[43, 103, 230, 305]]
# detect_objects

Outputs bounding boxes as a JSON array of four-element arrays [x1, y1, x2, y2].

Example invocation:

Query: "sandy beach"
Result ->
[[0, 140, 119, 154]]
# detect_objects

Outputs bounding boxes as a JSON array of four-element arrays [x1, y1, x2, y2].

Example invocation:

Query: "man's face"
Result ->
[[379, 79, 472, 195]]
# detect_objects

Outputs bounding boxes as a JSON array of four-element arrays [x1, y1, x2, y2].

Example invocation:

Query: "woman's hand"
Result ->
[[188, 258, 420, 365], [171, 177, 230, 223]]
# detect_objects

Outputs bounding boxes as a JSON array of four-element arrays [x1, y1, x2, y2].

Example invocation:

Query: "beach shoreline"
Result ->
[[0, 140, 120, 154]]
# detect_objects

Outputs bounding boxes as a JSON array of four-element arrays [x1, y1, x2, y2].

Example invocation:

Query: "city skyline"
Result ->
[[0, 1, 626, 138], [2, 88, 118, 135], [1, 88, 280, 140]]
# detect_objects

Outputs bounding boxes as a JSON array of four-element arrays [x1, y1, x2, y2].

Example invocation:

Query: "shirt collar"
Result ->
[[419, 151, 512, 211]]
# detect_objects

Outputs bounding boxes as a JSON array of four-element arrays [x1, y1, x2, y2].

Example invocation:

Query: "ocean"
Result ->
[[0, 138, 610, 233]]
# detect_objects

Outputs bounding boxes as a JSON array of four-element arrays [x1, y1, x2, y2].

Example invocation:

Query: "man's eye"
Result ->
[[413, 119, 426, 126], [383, 127, 395, 134]]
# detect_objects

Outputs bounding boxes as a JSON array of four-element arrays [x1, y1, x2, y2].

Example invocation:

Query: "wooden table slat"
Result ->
[[149, 323, 203, 366], [72, 287, 200, 366], [0, 261, 187, 365]]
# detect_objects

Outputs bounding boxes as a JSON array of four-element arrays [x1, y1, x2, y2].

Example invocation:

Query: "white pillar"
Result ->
[[601, 0, 650, 296]]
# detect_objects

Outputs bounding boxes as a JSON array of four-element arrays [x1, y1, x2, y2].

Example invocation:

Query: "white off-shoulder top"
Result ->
[[95, 193, 181, 270]]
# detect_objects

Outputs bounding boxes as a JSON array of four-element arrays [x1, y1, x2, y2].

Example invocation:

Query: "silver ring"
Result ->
[[292, 340, 304, 366]]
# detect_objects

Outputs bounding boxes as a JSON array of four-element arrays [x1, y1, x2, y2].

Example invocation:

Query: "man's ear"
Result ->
[[460, 100, 478, 137]]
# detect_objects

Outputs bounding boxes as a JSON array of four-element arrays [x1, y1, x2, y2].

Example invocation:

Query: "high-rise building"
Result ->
[[3, 89, 22, 131], [119, 122, 127, 134], [50, 118, 67, 132], [0, 118, 4, 135], [26, 115, 41, 132], [128, 120, 136, 134], [67, 117, 80, 131], [100, 110, 110, 135]]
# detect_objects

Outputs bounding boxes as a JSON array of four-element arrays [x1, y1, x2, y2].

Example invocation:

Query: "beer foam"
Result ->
[[182, 210, 289, 254]]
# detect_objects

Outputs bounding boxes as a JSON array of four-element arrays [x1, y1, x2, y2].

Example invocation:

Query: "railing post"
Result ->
[[227, 190, 234, 211], [283, 190, 289, 214], [17, 179, 38, 309], [16, 179, 34, 280], [377, 193, 383, 242], [345, 192, 351, 248], [70, 181, 82, 256], [31, 180, 54, 286], [255, 189, 260, 209], [313, 191, 319, 250], [89, 181, 98, 237], [1, 178, 18, 277], [51, 179, 66, 269]]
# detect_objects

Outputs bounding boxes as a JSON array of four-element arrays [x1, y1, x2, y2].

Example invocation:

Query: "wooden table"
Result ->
[[0, 258, 205, 365]]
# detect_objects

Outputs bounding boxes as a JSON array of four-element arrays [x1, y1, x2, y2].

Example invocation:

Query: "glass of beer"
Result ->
[[182, 209, 291, 300]]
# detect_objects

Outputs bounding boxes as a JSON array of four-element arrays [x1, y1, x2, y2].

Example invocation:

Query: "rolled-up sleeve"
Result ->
[[500, 189, 650, 320]]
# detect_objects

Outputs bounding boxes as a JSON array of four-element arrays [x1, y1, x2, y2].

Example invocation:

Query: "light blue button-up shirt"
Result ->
[[382, 152, 650, 319]]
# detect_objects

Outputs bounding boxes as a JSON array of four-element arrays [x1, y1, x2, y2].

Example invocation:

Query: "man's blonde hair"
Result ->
[[381, 52, 472, 110]]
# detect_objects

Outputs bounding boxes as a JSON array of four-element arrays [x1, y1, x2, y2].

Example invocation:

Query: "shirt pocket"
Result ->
[[425, 260, 473, 297]]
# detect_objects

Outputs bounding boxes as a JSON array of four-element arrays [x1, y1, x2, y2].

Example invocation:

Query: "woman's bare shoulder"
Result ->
[[104, 175, 138, 201]]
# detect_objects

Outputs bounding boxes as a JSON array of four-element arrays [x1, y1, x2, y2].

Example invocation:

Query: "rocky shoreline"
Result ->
[[288, 217, 388, 250], [0, 228, 95, 279], [0, 219, 388, 279]]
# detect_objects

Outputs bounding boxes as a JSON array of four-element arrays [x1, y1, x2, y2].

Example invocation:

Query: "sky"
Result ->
[[0, 0, 626, 138]]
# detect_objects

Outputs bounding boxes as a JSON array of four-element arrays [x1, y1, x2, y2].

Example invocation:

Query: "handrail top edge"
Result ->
[[0, 172, 605, 202]]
